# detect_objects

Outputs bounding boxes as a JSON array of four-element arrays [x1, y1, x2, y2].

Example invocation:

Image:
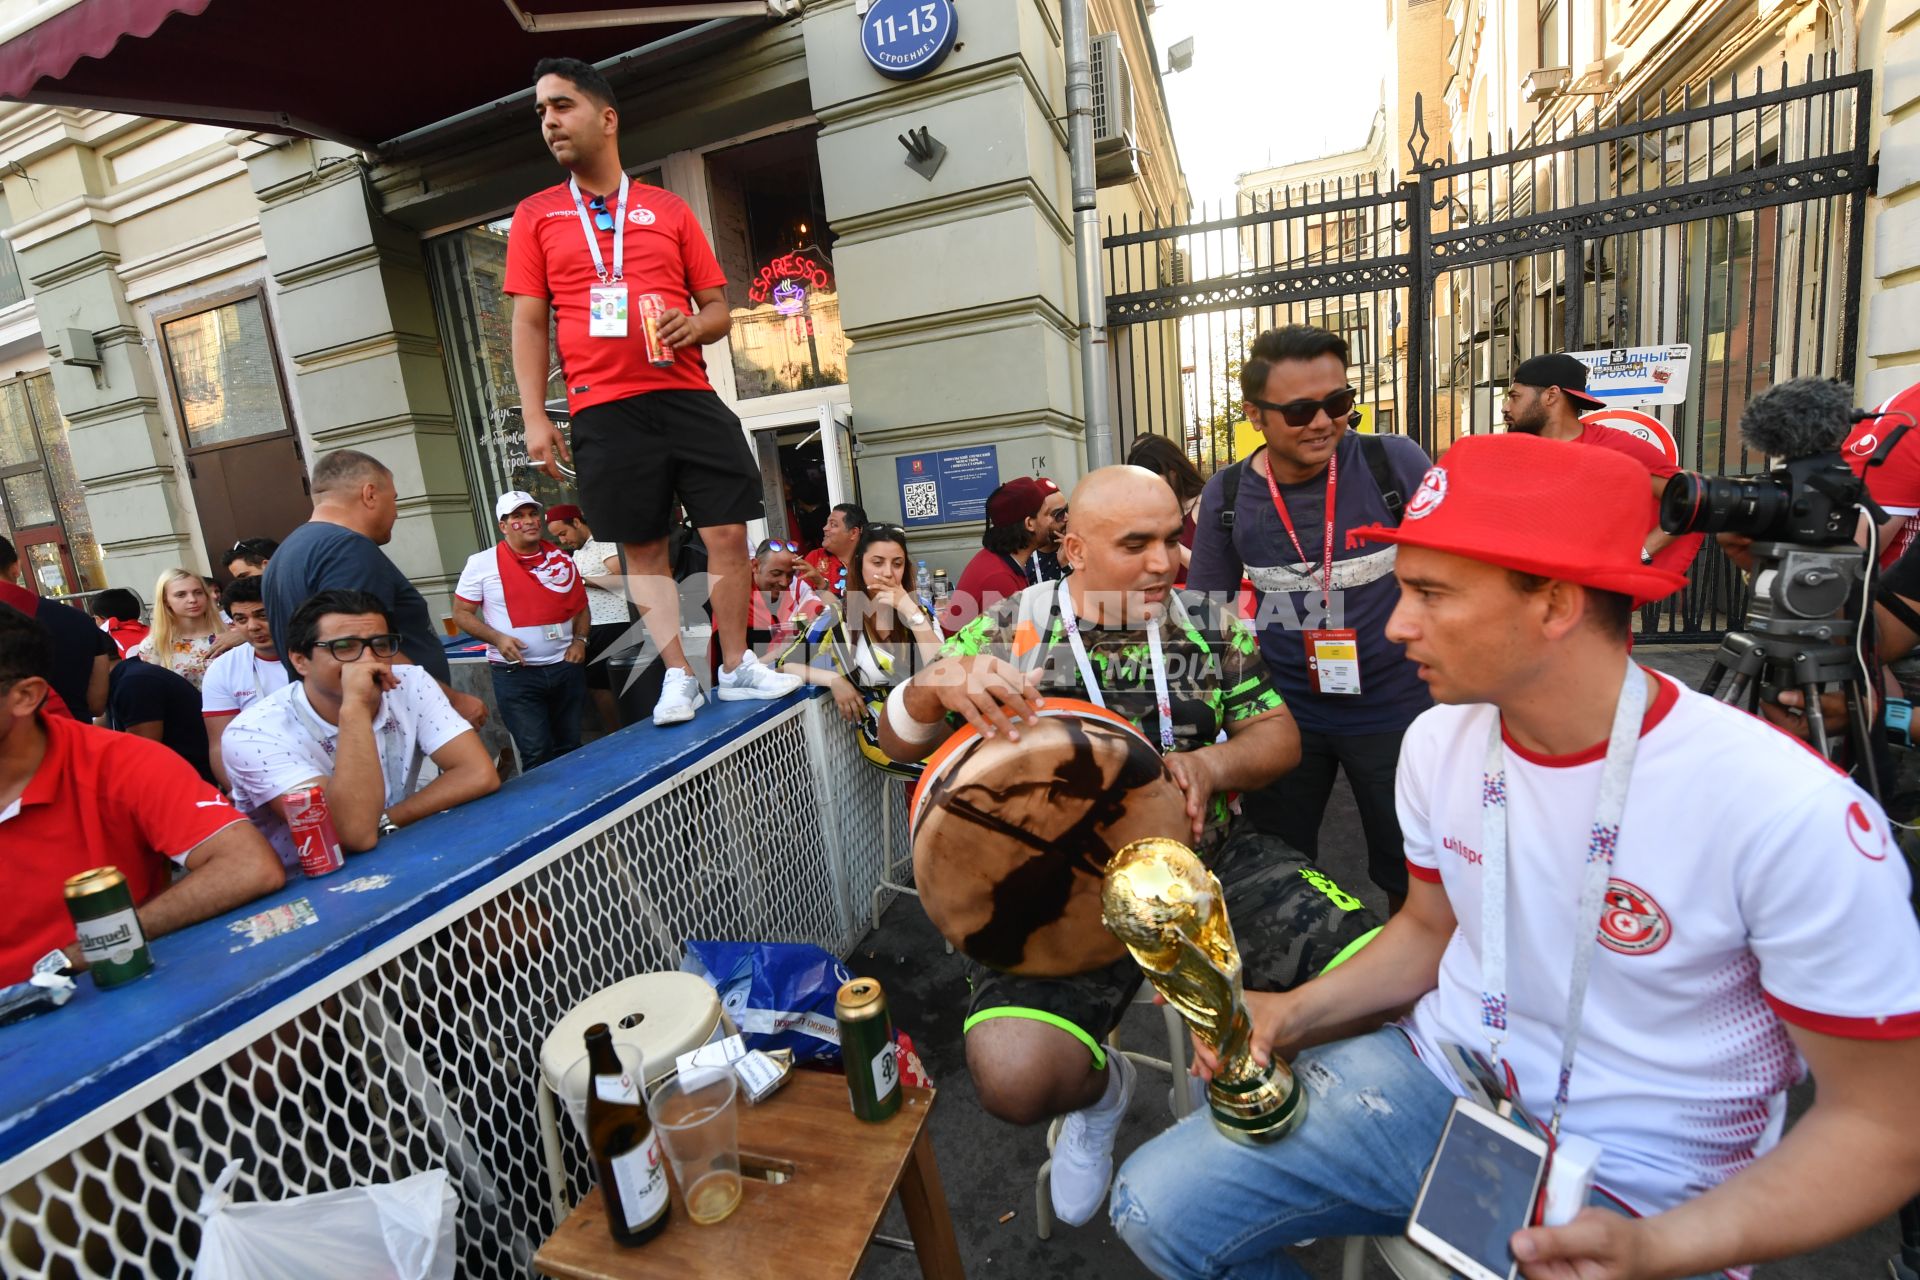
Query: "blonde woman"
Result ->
[[131, 568, 243, 688]]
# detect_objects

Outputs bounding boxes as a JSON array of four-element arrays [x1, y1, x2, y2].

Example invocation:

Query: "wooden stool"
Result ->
[[534, 1072, 963, 1279]]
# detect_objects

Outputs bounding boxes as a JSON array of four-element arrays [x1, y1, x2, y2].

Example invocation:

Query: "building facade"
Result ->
[[0, 0, 1185, 613]]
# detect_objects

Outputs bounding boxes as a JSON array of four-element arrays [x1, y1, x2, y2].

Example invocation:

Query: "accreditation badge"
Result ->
[[1304, 628, 1361, 695], [588, 282, 628, 337]]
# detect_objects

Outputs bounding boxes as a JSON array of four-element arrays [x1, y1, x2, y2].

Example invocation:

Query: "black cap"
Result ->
[[1513, 353, 1605, 411]]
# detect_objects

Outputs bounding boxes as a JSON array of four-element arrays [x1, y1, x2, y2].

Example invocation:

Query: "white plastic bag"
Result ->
[[192, 1161, 457, 1280]]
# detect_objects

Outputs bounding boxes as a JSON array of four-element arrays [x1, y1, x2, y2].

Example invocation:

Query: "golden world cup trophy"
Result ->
[[1102, 837, 1306, 1144]]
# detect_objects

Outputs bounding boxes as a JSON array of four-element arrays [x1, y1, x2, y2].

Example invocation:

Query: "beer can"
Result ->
[[63, 867, 153, 990], [638, 293, 675, 368], [835, 977, 902, 1122], [286, 785, 346, 878]]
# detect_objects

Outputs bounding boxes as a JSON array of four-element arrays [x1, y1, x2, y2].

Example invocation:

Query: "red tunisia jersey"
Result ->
[[504, 180, 728, 413]]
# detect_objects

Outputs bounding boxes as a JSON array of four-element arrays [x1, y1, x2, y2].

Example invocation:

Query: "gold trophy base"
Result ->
[[1207, 1063, 1307, 1145]]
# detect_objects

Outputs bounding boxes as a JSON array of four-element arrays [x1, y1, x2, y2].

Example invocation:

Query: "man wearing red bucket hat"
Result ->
[[947, 476, 1067, 628], [1114, 434, 1920, 1280]]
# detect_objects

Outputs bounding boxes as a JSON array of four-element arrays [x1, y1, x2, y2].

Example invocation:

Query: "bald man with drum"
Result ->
[[880, 465, 1380, 1230]]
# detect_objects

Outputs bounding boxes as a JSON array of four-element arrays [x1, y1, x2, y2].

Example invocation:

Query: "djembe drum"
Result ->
[[908, 698, 1190, 976]]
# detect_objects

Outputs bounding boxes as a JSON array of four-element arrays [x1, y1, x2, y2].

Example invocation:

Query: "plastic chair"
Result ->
[[535, 972, 726, 1220], [1033, 987, 1194, 1240]]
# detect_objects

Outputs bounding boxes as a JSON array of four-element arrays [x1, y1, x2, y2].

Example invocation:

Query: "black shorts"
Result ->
[[962, 821, 1381, 1064], [582, 621, 630, 690], [570, 390, 764, 543]]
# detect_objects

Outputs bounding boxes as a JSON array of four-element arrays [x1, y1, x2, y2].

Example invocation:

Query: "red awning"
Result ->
[[0, 0, 772, 149]]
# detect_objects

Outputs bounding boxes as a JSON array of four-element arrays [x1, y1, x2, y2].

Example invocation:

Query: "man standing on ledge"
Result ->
[[509, 56, 799, 725]]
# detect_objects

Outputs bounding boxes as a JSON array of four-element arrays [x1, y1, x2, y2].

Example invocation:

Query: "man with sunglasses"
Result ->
[[1189, 325, 1434, 909], [508, 57, 799, 727], [223, 589, 500, 868]]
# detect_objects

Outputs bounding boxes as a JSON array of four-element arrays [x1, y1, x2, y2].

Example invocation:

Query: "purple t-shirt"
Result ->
[[1187, 431, 1434, 735]]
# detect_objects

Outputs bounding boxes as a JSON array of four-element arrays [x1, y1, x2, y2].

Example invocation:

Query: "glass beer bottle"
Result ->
[[585, 1024, 670, 1245]]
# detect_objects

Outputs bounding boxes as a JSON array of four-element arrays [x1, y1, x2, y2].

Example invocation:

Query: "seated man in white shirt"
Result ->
[[202, 574, 291, 788], [1110, 435, 1920, 1280], [223, 588, 500, 864]]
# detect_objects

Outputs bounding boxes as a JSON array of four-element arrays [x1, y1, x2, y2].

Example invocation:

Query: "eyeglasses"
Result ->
[[865, 524, 907, 539], [311, 633, 403, 661], [1247, 386, 1358, 428], [588, 195, 613, 232], [769, 540, 801, 554]]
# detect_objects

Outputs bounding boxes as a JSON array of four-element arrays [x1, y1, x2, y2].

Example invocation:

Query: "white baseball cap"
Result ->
[[495, 491, 542, 520]]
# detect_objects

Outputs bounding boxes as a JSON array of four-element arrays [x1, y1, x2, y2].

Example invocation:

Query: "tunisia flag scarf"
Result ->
[[496, 541, 586, 626]]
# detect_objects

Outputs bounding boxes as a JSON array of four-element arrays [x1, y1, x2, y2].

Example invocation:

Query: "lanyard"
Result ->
[[249, 654, 270, 704], [568, 173, 629, 283], [292, 683, 423, 806], [1261, 448, 1338, 607], [1479, 661, 1646, 1134], [1057, 582, 1176, 752]]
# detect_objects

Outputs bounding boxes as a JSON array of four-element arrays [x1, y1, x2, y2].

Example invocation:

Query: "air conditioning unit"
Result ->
[[1476, 344, 1512, 385], [1160, 246, 1189, 287], [1090, 31, 1140, 185]]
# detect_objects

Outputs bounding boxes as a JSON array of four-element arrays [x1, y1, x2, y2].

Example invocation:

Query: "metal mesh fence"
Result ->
[[1, 700, 904, 1278]]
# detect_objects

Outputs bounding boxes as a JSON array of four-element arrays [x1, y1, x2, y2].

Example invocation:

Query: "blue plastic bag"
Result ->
[[682, 940, 852, 1064]]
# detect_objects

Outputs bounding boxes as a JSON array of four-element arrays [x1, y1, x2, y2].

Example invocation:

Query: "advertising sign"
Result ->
[[897, 445, 999, 526]]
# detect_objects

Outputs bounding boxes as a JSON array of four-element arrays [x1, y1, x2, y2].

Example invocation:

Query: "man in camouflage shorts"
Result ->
[[880, 466, 1380, 1229]]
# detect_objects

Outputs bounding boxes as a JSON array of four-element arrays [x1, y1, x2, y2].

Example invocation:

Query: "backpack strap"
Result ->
[[1217, 445, 1261, 532], [1357, 433, 1406, 526]]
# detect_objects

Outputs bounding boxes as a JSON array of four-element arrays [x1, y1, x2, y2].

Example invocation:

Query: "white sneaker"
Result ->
[[1049, 1051, 1135, 1227], [653, 668, 705, 726], [715, 651, 803, 701]]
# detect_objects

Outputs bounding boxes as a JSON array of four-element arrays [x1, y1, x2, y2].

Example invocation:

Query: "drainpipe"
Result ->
[[1064, 0, 1116, 470]]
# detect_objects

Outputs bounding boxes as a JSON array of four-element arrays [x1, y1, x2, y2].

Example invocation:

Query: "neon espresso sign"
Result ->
[[749, 251, 833, 313]]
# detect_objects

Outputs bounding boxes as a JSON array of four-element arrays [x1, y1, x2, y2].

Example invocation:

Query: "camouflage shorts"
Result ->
[[962, 821, 1381, 1062]]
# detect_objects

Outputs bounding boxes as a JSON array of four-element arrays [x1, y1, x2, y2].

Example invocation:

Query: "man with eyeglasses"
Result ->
[[1188, 325, 1434, 909], [508, 56, 799, 727], [223, 589, 500, 868]]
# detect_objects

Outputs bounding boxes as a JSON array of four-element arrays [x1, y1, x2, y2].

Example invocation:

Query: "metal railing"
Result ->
[[0, 697, 910, 1278]]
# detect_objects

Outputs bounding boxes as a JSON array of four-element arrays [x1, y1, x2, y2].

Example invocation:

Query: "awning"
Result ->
[[0, 0, 783, 150]]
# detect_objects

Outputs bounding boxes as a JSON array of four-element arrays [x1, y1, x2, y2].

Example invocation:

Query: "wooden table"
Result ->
[[534, 1072, 963, 1279]]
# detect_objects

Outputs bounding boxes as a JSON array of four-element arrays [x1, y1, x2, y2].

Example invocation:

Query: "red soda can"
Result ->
[[286, 786, 345, 878], [638, 293, 675, 368]]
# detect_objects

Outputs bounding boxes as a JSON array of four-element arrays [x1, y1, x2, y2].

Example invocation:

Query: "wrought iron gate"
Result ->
[[1105, 64, 1874, 643]]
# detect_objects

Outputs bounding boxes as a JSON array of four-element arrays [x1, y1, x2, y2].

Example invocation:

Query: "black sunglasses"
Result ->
[[1247, 386, 1358, 429], [312, 633, 403, 661], [588, 195, 613, 231]]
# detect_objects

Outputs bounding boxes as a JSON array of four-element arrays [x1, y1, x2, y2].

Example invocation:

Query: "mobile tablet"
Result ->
[[1405, 1097, 1551, 1280]]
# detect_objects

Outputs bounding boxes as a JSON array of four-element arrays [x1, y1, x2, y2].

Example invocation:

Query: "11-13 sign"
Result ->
[[861, 0, 958, 81]]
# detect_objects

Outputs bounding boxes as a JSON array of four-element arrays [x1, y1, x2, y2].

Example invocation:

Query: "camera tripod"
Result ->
[[1699, 540, 1881, 802]]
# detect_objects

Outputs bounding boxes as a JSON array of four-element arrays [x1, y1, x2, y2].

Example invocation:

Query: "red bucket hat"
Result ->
[[1350, 434, 1688, 604]]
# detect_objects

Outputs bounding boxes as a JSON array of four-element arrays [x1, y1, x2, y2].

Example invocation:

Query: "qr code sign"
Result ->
[[902, 480, 939, 521]]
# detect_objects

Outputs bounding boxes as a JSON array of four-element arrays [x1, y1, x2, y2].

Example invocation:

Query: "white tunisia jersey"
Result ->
[[1400, 670, 1920, 1221]]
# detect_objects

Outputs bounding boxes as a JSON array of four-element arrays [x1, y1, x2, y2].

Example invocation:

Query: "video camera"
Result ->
[[1658, 377, 1882, 546], [1654, 377, 1904, 786]]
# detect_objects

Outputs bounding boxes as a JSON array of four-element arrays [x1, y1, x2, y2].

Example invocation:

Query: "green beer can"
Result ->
[[64, 868, 153, 990], [835, 977, 902, 1122]]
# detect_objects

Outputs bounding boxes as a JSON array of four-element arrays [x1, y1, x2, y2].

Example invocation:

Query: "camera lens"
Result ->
[[1659, 472, 1789, 538]]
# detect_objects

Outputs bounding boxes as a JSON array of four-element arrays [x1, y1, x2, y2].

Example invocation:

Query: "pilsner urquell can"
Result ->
[[63, 867, 153, 990], [835, 977, 902, 1122]]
